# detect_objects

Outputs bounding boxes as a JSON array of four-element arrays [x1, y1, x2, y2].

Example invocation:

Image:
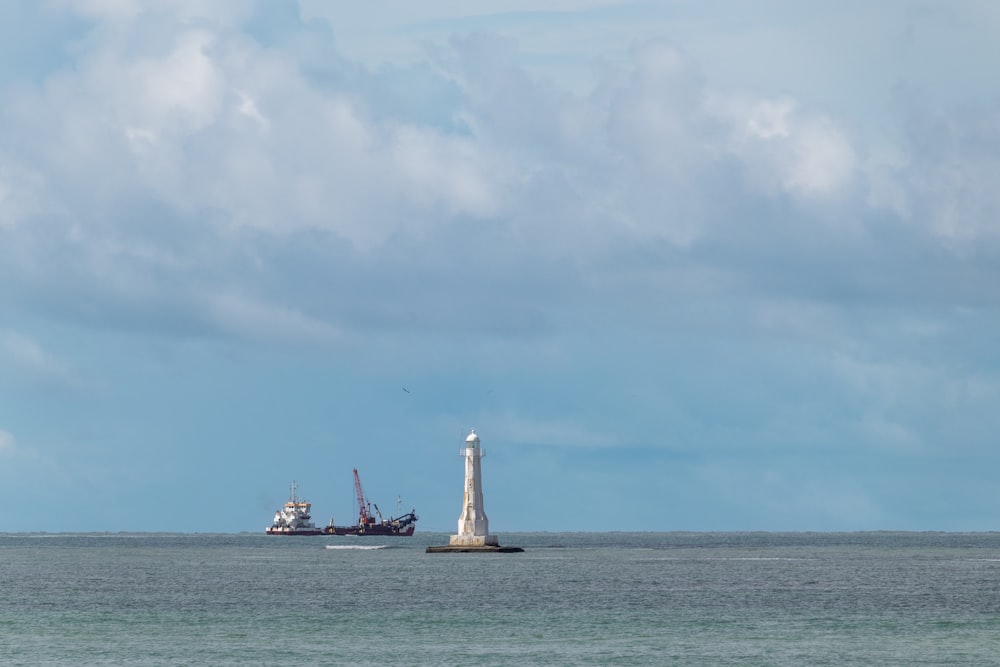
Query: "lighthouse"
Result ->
[[449, 428, 499, 547], [427, 428, 522, 553]]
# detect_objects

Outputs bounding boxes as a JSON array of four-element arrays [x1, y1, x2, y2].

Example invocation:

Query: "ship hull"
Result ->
[[324, 508, 418, 537], [323, 524, 415, 537]]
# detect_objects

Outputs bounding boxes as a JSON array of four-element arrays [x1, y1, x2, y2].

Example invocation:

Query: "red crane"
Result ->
[[353, 468, 374, 526]]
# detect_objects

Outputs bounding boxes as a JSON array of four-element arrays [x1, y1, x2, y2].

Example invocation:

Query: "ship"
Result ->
[[266, 481, 324, 535], [323, 468, 418, 536]]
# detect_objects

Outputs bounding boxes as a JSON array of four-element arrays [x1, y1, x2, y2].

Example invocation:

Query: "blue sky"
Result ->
[[1, 0, 999, 532]]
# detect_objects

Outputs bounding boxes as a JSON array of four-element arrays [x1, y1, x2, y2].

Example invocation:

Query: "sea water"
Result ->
[[2, 532, 999, 665]]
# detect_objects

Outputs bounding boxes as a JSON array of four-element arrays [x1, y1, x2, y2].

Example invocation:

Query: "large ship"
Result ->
[[324, 468, 418, 536], [266, 481, 324, 535]]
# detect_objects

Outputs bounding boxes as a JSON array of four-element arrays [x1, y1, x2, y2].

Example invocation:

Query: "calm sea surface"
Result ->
[[2, 532, 999, 665]]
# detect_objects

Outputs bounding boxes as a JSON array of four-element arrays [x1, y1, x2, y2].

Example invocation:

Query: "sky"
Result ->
[[1, 0, 999, 532]]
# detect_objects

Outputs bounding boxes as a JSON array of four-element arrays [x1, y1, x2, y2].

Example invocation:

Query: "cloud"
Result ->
[[59, 0, 140, 21], [234, 89, 267, 129], [0, 1, 997, 531], [201, 292, 341, 344], [901, 103, 1000, 244], [707, 94, 858, 200], [52, 0, 254, 25], [0, 161, 46, 228], [0, 430, 15, 453], [0, 330, 82, 390], [0, 6, 996, 371], [2, 5, 996, 358]]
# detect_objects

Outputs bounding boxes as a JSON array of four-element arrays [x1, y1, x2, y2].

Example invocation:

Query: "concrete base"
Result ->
[[449, 534, 499, 547], [426, 545, 524, 553]]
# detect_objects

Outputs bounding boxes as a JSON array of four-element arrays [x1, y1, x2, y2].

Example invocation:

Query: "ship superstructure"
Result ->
[[266, 481, 323, 535]]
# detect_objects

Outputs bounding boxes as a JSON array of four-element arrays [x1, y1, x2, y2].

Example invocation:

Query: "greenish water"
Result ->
[[2, 532, 999, 665]]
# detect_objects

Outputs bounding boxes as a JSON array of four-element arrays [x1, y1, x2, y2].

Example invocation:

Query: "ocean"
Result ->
[[2, 532, 999, 665]]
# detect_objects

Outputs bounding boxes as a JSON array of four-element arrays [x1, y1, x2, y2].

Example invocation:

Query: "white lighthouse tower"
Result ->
[[449, 428, 499, 547]]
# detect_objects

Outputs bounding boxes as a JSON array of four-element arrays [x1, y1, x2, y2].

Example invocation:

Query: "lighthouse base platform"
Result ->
[[426, 545, 524, 553]]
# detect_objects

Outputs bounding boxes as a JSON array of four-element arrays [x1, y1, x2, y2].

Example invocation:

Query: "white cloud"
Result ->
[[607, 40, 705, 179], [234, 89, 267, 129], [121, 30, 224, 137], [783, 115, 856, 196], [709, 94, 858, 199], [388, 124, 497, 218], [22, 17, 497, 251], [0, 3, 997, 345], [744, 98, 794, 139]]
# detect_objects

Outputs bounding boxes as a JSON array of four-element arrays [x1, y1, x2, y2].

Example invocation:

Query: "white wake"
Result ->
[[325, 544, 389, 550]]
